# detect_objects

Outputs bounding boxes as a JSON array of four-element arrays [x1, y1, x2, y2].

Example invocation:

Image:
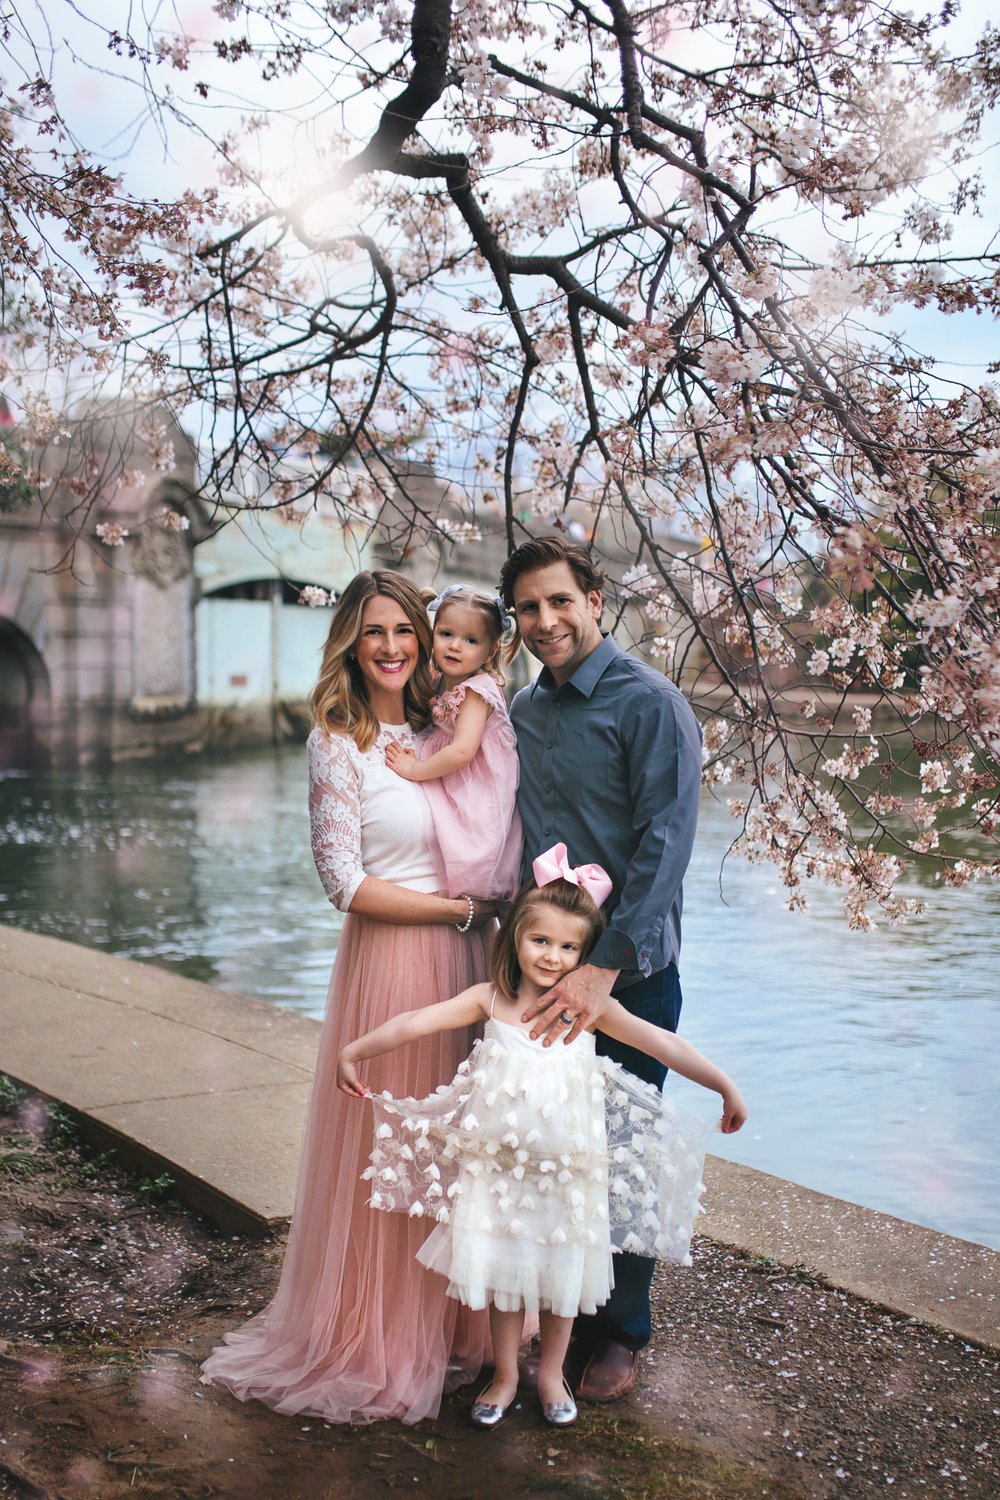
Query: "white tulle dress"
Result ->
[[363, 1004, 712, 1320]]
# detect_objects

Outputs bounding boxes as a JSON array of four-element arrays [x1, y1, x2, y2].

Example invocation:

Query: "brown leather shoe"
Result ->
[[576, 1340, 638, 1402]]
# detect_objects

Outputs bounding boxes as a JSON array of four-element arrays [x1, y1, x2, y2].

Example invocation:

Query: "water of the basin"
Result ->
[[2, 746, 997, 1250]]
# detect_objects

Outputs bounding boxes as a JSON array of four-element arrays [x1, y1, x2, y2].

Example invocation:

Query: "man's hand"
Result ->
[[521, 963, 620, 1046], [385, 742, 417, 779]]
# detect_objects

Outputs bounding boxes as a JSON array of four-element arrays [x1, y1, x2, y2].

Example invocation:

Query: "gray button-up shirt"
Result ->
[[511, 634, 702, 979]]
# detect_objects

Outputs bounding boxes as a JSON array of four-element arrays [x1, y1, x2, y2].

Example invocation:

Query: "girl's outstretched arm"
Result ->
[[336, 983, 491, 1097], [385, 691, 490, 782], [597, 1002, 748, 1133]]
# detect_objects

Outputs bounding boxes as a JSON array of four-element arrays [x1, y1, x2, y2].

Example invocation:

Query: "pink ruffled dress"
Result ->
[[418, 674, 522, 901]]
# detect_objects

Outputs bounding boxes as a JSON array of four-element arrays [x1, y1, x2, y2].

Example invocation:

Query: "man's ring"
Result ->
[[558, 1011, 572, 1025]]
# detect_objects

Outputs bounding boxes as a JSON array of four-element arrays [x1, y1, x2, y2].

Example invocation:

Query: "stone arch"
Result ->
[[0, 618, 51, 769], [201, 573, 335, 603]]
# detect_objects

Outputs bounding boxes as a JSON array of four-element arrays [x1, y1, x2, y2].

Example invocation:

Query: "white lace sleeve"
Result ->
[[308, 729, 366, 913]]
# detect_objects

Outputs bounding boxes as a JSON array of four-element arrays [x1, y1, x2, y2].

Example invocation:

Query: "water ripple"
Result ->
[[1, 748, 997, 1250]]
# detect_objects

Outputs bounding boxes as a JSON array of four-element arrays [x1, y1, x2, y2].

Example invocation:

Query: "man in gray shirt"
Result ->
[[499, 535, 702, 1403]]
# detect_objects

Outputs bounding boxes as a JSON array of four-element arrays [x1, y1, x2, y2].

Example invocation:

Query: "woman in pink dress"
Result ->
[[201, 571, 494, 1424], [385, 584, 522, 902]]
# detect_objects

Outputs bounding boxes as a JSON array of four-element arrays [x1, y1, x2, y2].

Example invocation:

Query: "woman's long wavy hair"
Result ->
[[310, 571, 435, 752]]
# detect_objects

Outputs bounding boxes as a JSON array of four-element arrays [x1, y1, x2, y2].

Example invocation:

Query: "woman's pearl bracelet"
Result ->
[[454, 895, 475, 933]]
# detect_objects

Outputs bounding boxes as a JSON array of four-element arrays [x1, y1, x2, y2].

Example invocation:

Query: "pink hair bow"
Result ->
[[532, 842, 613, 907]]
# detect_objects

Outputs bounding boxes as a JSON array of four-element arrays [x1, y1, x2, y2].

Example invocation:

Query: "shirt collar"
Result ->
[[529, 633, 621, 699]]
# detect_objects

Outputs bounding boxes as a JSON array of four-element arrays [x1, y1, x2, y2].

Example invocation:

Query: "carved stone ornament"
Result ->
[[132, 512, 192, 588]]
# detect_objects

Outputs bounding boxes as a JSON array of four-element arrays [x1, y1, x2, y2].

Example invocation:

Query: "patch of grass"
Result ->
[[3, 1088, 183, 1208], [0, 1073, 27, 1111], [787, 1263, 829, 1287], [525, 1478, 619, 1498], [46, 1102, 79, 1146], [0, 1145, 45, 1179], [746, 1252, 827, 1289], [135, 1172, 177, 1203], [78, 1149, 116, 1181], [523, 1409, 804, 1500]]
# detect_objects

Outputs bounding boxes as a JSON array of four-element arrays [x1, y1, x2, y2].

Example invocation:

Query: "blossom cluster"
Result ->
[[157, 510, 190, 533], [95, 522, 129, 547], [299, 586, 333, 608]]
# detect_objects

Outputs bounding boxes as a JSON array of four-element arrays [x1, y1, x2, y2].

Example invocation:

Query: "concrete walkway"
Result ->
[[0, 925, 317, 1230], [1, 925, 997, 1352]]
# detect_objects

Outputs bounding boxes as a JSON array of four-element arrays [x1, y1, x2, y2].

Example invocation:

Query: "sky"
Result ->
[[4, 0, 1000, 435]]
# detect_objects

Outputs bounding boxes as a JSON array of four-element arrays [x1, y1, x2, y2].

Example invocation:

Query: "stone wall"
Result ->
[[0, 407, 200, 767]]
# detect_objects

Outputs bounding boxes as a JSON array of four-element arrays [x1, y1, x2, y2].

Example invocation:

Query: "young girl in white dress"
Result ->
[[385, 584, 522, 903], [336, 848, 747, 1429]]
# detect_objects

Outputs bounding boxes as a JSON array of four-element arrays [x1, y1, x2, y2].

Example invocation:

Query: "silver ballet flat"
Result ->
[[470, 1388, 511, 1428], [541, 1379, 578, 1427]]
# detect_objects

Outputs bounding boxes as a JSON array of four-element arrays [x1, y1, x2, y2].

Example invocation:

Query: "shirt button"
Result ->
[[544, 783, 552, 793], [543, 827, 552, 836], [545, 742, 553, 749]]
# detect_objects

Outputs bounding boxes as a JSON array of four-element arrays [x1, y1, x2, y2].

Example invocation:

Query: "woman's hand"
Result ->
[[385, 742, 417, 780], [337, 1049, 369, 1098], [720, 1086, 748, 1134]]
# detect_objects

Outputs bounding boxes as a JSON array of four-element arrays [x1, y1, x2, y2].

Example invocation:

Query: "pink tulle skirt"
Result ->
[[201, 913, 493, 1424]]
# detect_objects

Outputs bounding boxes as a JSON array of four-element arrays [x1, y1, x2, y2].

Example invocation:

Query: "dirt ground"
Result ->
[[0, 1084, 997, 1500]]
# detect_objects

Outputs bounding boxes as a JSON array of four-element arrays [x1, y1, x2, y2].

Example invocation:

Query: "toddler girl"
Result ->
[[385, 584, 521, 902], [337, 848, 746, 1428]]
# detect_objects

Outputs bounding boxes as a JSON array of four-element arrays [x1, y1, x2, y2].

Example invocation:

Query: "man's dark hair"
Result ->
[[498, 534, 606, 607]]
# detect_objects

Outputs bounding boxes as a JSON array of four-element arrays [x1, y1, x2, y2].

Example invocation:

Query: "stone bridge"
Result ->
[[0, 406, 205, 769], [0, 405, 684, 769]]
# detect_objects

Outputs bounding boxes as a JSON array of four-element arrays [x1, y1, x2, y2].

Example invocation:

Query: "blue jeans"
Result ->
[[574, 963, 683, 1353]]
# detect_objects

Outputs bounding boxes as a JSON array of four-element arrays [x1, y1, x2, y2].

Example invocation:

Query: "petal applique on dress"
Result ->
[[362, 1018, 709, 1317]]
